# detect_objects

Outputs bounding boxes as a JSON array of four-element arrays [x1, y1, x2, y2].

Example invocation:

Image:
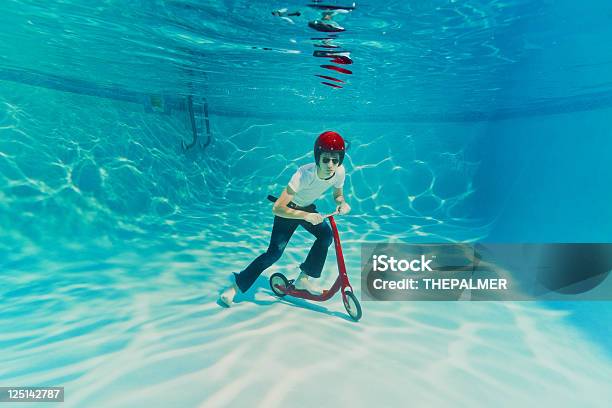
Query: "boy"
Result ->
[[219, 131, 351, 307]]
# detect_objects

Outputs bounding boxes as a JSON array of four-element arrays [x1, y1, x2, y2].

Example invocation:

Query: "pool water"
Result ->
[[1, 1, 611, 407]]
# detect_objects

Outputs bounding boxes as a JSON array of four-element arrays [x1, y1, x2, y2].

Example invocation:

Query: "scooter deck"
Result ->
[[273, 277, 342, 302]]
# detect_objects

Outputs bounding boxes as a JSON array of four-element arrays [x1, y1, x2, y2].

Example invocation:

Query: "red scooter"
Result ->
[[268, 207, 362, 322]]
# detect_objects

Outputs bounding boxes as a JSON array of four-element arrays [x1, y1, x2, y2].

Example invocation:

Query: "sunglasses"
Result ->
[[321, 157, 340, 164]]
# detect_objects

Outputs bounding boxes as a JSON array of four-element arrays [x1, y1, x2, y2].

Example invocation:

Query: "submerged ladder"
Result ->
[[182, 95, 213, 151], [144, 93, 212, 152]]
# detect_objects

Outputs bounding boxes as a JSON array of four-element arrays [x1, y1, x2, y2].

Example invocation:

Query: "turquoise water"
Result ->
[[1, 1, 612, 407]]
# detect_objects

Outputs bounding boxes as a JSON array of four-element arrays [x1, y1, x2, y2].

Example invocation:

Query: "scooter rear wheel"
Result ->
[[343, 291, 362, 321], [270, 273, 289, 297]]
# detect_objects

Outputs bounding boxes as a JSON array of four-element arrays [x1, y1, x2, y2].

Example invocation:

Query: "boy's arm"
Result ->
[[333, 187, 346, 205], [272, 186, 309, 220], [334, 187, 351, 214]]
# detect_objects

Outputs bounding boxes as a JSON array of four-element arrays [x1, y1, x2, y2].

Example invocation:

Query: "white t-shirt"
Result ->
[[288, 163, 345, 206]]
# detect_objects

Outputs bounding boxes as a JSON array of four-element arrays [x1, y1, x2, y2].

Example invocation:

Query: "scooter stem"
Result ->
[[328, 216, 353, 294]]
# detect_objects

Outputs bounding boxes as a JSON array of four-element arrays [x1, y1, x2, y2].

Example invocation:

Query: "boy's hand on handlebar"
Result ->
[[305, 213, 324, 225], [337, 202, 351, 215]]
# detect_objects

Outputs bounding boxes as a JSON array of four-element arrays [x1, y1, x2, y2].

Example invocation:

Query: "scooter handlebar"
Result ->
[[268, 195, 344, 218]]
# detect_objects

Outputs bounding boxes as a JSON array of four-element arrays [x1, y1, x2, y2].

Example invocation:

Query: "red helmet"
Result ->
[[314, 131, 345, 165]]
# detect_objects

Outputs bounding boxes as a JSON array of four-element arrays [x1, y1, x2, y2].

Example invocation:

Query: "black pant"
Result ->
[[234, 215, 333, 293]]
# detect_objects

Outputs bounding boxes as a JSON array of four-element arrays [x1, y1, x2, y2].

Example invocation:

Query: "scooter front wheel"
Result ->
[[270, 273, 290, 297], [343, 291, 362, 321]]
